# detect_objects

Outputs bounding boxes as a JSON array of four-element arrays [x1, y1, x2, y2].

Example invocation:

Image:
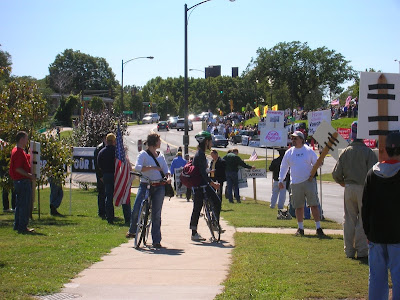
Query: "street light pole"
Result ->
[[121, 56, 154, 113], [395, 59, 400, 73], [184, 0, 235, 156]]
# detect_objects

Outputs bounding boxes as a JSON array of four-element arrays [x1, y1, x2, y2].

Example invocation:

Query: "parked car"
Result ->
[[176, 118, 193, 131], [157, 121, 169, 131], [168, 116, 179, 129], [212, 134, 228, 148], [142, 113, 160, 124]]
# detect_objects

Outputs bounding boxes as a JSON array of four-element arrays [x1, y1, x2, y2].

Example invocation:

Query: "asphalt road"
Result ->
[[125, 122, 345, 224]]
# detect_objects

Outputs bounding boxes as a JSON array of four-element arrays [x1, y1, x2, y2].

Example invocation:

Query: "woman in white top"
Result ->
[[126, 133, 171, 248]]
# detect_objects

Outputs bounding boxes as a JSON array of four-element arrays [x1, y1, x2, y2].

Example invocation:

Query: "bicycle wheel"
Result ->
[[134, 199, 149, 249], [204, 202, 221, 242], [143, 205, 152, 246]]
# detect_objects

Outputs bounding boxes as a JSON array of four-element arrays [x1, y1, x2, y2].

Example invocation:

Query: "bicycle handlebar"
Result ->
[[130, 171, 166, 184]]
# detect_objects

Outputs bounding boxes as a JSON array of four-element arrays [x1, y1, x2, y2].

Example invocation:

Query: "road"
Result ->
[[124, 122, 345, 224]]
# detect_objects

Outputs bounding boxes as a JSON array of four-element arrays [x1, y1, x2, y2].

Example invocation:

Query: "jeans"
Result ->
[[226, 171, 240, 203], [368, 242, 400, 300], [103, 173, 115, 223], [190, 185, 221, 231], [96, 177, 106, 217], [270, 180, 286, 209], [13, 179, 31, 231], [129, 183, 165, 244], [49, 178, 63, 208], [2, 188, 16, 211]]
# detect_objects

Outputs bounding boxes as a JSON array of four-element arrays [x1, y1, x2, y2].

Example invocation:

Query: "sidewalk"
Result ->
[[59, 196, 236, 300]]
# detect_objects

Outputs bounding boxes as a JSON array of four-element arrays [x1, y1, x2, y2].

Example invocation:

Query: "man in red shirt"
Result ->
[[9, 131, 35, 233]]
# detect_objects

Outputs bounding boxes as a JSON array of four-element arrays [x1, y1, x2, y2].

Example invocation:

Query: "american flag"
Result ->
[[249, 149, 258, 161], [345, 96, 352, 107], [113, 125, 133, 206], [330, 99, 339, 106]]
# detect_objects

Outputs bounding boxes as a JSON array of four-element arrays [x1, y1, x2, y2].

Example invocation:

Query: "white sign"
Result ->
[[358, 72, 400, 139], [264, 110, 285, 129], [238, 168, 248, 189], [312, 121, 349, 161], [164, 149, 177, 166], [308, 110, 331, 136], [30, 141, 41, 178], [259, 128, 288, 147], [174, 167, 187, 195], [243, 168, 267, 178]]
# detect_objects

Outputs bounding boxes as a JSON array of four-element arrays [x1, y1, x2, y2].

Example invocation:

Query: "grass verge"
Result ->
[[215, 233, 368, 299], [0, 188, 130, 300], [221, 198, 342, 229]]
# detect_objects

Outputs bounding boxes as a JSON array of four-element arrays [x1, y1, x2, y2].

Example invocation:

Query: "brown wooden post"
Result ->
[[377, 74, 389, 162]]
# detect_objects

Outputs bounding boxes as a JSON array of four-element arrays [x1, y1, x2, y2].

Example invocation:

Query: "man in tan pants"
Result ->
[[332, 121, 377, 259]]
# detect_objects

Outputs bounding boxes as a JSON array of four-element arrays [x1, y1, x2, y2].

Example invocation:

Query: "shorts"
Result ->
[[290, 179, 318, 209]]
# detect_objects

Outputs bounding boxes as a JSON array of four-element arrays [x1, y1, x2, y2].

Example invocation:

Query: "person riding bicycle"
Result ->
[[190, 131, 221, 241]]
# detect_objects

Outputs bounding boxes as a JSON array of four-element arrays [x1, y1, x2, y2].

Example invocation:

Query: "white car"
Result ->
[[142, 113, 160, 124], [176, 118, 193, 131]]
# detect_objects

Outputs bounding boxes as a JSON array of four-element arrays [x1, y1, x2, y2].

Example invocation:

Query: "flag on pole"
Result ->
[[249, 149, 258, 161], [345, 96, 352, 107], [254, 107, 260, 117], [114, 125, 133, 206], [272, 104, 278, 111], [166, 144, 170, 154], [330, 99, 339, 106], [263, 105, 268, 117]]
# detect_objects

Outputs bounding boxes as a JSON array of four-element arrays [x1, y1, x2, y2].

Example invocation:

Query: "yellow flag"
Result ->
[[263, 105, 268, 117], [272, 104, 278, 111], [254, 107, 260, 117]]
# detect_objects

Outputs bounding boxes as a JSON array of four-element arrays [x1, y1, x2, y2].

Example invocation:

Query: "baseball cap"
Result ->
[[291, 131, 304, 140], [386, 132, 400, 148]]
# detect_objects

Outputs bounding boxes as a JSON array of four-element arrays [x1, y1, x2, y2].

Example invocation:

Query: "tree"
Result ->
[[53, 94, 80, 127], [88, 96, 105, 112], [72, 109, 128, 147], [248, 41, 357, 109], [48, 49, 117, 95], [0, 45, 12, 89]]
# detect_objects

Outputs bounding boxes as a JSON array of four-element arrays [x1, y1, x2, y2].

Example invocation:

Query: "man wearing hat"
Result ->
[[97, 133, 117, 224], [362, 132, 400, 299], [332, 121, 377, 259], [278, 131, 324, 236]]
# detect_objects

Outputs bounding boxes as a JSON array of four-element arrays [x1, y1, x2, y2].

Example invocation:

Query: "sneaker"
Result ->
[[18, 227, 35, 234], [191, 233, 206, 241], [316, 228, 325, 237], [295, 228, 304, 236], [125, 231, 136, 238]]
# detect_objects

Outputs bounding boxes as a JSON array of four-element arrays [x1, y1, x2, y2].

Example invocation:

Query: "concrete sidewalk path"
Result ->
[[61, 197, 236, 300]]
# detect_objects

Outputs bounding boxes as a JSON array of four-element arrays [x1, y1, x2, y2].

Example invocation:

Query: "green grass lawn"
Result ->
[[0, 188, 130, 300], [215, 233, 368, 300], [221, 198, 342, 229]]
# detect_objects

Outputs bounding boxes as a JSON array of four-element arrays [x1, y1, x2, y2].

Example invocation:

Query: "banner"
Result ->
[[243, 168, 267, 178], [238, 168, 248, 189], [71, 147, 96, 183], [174, 167, 187, 195], [337, 128, 351, 140]]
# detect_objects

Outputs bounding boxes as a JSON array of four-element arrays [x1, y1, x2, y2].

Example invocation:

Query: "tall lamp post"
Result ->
[[184, 0, 235, 155], [395, 59, 400, 73], [121, 56, 154, 112]]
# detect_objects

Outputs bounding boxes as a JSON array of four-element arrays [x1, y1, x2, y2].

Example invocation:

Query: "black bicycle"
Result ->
[[131, 172, 155, 249], [198, 185, 222, 242]]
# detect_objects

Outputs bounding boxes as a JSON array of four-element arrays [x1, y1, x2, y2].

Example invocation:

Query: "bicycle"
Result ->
[[198, 185, 222, 242], [131, 171, 160, 249]]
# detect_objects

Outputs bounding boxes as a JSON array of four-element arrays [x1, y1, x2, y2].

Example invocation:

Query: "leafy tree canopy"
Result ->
[[247, 41, 357, 109], [48, 49, 116, 95]]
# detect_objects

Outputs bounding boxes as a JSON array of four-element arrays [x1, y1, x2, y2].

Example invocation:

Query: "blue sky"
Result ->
[[1, 0, 399, 90]]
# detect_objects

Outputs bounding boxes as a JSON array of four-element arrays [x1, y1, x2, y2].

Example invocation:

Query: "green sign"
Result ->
[[123, 111, 133, 114], [83, 97, 90, 101]]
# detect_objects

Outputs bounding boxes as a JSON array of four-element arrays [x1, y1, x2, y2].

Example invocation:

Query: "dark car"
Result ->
[[212, 134, 228, 148], [157, 121, 169, 131]]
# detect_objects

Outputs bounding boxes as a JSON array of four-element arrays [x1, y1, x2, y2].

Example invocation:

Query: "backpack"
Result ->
[[180, 161, 202, 188]]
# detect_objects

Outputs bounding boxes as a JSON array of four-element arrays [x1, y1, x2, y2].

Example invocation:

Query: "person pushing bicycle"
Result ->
[[190, 131, 222, 241]]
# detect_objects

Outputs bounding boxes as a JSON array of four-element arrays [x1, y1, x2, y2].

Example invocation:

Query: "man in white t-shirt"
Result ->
[[278, 131, 325, 236]]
